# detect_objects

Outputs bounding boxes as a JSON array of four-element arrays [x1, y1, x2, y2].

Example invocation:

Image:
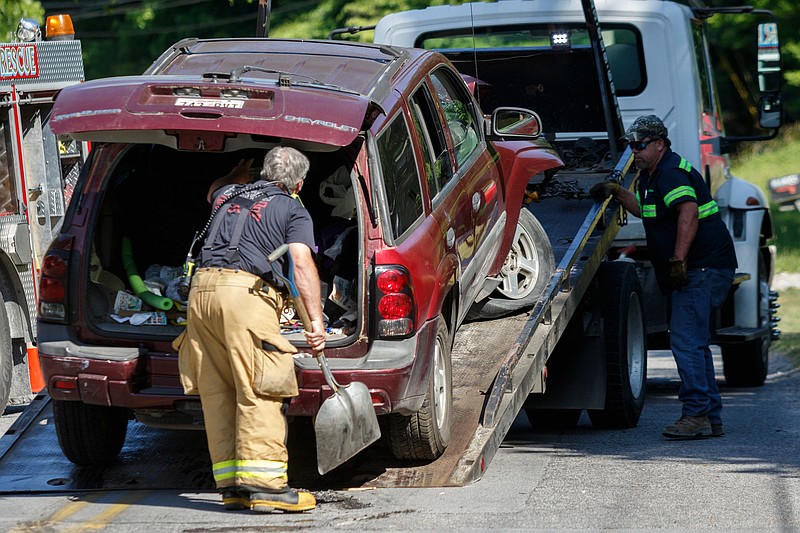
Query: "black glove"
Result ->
[[589, 181, 620, 202], [669, 257, 689, 289]]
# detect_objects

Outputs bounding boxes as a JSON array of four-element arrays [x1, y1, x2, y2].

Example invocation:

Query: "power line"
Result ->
[[69, 0, 320, 38], [44, 0, 217, 21], [78, 12, 255, 37]]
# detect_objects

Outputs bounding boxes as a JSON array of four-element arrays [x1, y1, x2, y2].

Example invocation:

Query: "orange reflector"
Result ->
[[46, 14, 75, 40], [746, 196, 761, 206], [53, 379, 77, 391], [26, 344, 45, 393], [370, 392, 386, 406]]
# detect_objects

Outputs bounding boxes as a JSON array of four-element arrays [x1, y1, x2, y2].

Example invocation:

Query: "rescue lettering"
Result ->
[[0, 44, 39, 80]]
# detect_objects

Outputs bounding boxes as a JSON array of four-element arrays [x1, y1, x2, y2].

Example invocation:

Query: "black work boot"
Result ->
[[662, 414, 712, 439], [243, 486, 316, 513], [220, 486, 249, 511]]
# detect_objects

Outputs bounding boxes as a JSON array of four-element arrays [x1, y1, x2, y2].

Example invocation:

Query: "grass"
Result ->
[[729, 125, 800, 368]]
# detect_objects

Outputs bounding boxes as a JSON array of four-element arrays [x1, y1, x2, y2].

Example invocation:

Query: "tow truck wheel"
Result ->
[[588, 262, 647, 428], [467, 208, 554, 320], [53, 399, 129, 466], [0, 295, 12, 414], [387, 318, 452, 460], [722, 254, 770, 387]]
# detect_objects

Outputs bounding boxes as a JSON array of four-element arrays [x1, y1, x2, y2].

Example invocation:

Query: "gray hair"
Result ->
[[260, 146, 310, 190]]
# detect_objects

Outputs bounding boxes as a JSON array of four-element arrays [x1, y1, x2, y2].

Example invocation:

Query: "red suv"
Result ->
[[38, 39, 563, 465]]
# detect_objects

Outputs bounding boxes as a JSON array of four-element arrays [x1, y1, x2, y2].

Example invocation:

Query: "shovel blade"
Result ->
[[315, 381, 381, 475]]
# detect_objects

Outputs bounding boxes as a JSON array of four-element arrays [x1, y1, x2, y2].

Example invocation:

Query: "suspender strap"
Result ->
[[222, 197, 258, 265], [200, 208, 230, 258]]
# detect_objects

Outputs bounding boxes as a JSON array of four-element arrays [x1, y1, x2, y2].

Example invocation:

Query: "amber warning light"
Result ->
[[45, 14, 75, 41]]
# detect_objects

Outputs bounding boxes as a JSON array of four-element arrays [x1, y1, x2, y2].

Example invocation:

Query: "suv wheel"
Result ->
[[468, 208, 554, 320], [53, 399, 130, 466], [387, 318, 452, 460]]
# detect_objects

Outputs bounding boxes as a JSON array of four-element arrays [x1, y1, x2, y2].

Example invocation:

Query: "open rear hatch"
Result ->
[[52, 76, 370, 350]]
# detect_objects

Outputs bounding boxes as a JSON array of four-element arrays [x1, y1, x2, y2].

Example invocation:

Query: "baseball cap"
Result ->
[[622, 114, 668, 142]]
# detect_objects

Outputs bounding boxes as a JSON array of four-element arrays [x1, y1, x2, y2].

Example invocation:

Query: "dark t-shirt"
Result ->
[[635, 149, 737, 290], [198, 181, 315, 282]]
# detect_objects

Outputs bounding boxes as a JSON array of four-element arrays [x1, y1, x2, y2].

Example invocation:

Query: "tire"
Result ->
[[525, 408, 582, 430], [467, 208, 555, 320], [0, 295, 11, 414], [722, 254, 770, 387], [387, 318, 452, 460], [53, 399, 130, 466], [588, 262, 647, 428]]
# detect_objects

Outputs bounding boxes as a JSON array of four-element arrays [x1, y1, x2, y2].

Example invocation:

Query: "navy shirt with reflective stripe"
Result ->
[[635, 149, 736, 287], [199, 181, 316, 283]]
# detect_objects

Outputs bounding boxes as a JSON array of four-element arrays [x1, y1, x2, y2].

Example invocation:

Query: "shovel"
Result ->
[[267, 244, 381, 475]]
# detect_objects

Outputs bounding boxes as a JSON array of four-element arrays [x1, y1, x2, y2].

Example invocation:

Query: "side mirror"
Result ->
[[491, 107, 542, 139], [759, 95, 782, 129]]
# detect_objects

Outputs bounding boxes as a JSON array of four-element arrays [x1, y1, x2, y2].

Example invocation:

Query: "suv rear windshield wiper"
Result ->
[[220, 66, 361, 97]]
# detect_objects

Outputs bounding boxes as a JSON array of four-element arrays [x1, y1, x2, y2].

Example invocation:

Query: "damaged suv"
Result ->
[[38, 38, 563, 465]]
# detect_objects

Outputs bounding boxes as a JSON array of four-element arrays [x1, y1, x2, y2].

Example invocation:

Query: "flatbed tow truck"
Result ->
[[1, 0, 780, 492]]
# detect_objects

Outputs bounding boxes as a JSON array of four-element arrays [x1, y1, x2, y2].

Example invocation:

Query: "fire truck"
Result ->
[[0, 15, 87, 413]]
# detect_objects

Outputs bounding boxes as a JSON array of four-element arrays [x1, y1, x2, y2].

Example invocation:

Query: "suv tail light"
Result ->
[[374, 265, 415, 338], [38, 235, 73, 323]]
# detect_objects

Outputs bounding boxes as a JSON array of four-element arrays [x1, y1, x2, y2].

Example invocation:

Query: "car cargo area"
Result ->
[[83, 143, 363, 347]]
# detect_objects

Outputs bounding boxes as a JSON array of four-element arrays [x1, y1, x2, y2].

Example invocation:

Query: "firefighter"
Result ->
[[591, 115, 737, 439], [174, 146, 325, 512]]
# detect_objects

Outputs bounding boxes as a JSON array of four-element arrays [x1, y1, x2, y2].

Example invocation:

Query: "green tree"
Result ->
[[0, 0, 45, 42], [31, 0, 800, 124], [42, 0, 476, 79]]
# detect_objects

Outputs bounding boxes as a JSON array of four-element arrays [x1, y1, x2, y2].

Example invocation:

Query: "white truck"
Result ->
[[375, 0, 783, 388], [0, 15, 87, 412]]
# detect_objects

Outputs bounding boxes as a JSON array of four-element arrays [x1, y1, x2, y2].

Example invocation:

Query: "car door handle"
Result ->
[[472, 192, 481, 212], [446, 228, 455, 249]]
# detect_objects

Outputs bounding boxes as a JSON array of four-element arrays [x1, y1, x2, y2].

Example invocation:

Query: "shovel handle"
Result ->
[[267, 244, 341, 393], [289, 293, 341, 393]]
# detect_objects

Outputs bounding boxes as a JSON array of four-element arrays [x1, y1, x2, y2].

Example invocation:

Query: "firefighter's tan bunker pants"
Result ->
[[173, 268, 298, 491]]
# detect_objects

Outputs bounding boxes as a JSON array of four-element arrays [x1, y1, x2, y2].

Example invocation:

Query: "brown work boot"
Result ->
[[220, 487, 249, 511], [662, 415, 712, 439], [711, 423, 725, 437], [245, 486, 316, 513]]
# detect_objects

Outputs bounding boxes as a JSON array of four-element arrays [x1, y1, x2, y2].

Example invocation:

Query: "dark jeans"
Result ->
[[669, 268, 735, 423]]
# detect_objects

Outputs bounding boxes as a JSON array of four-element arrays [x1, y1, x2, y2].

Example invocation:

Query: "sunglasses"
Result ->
[[629, 139, 657, 151]]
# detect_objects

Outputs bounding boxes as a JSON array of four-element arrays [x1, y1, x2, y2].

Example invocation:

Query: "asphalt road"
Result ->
[[0, 349, 798, 531]]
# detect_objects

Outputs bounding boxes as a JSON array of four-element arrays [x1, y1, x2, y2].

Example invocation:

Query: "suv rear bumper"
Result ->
[[38, 319, 438, 417]]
